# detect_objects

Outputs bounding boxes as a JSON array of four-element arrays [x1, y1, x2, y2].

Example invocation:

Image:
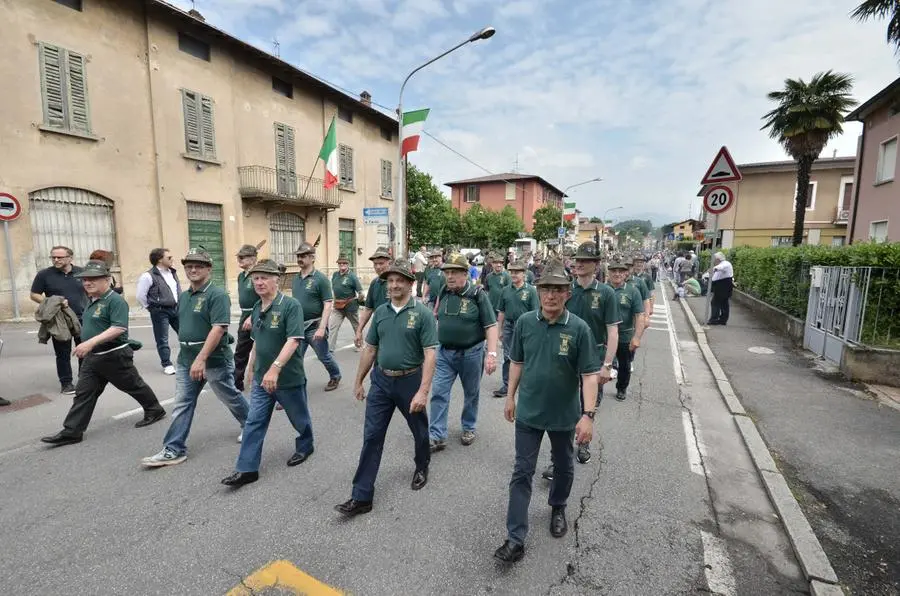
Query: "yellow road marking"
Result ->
[[227, 560, 344, 595]]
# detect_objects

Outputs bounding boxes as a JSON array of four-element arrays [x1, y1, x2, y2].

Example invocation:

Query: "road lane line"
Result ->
[[682, 411, 705, 476], [660, 285, 684, 385], [700, 530, 738, 596], [112, 397, 176, 420]]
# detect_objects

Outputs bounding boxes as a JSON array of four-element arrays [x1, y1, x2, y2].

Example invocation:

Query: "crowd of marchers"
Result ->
[[15, 238, 667, 565]]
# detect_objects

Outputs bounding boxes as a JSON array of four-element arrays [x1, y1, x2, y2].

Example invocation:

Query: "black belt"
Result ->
[[380, 366, 421, 378], [441, 342, 483, 351]]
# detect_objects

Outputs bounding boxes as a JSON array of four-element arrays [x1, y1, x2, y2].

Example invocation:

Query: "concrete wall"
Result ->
[[0, 0, 397, 318], [842, 343, 900, 386], [849, 102, 900, 243], [732, 290, 805, 345]]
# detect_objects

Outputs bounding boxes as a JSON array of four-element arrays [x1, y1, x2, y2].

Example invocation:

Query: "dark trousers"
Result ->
[[615, 343, 634, 391], [351, 367, 430, 502], [149, 305, 179, 367], [61, 347, 164, 437], [52, 334, 82, 385], [710, 293, 730, 324], [506, 420, 575, 546], [500, 320, 515, 392], [233, 324, 253, 391]]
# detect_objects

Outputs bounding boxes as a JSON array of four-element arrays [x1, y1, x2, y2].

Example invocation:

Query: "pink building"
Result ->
[[847, 77, 900, 243], [445, 173, 565, 232]]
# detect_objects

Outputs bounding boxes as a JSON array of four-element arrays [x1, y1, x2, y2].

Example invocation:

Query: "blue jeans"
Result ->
[[299, 324, 341, 380], [149, 305, 179, 367], [506, 421, 575, 546], [499, 321, 515, 392], [235, 380, 313, 473], [351, 367, 430, 502], [163, 360, 249, 456], [429, 342, 484, 440]]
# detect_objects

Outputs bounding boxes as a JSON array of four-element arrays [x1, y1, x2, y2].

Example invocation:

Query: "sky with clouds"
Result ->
[[171, 0, 898, 223]]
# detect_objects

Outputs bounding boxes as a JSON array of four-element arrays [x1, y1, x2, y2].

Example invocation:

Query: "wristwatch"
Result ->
[[272, 360, 283, 369], [582, 411, 595, 420], [602, 362, 613, 369], [487, 351, 498, 357]]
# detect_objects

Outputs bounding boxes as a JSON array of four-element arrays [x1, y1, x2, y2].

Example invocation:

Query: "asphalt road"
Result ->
[[0, 296, 804, 595]]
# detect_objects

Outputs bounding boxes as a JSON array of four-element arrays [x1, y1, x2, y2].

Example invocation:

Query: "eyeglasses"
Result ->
[[50, 256, 70, 260]]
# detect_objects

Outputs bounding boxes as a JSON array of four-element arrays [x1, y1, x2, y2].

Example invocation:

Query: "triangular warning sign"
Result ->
[[701, 146, 742, 185]]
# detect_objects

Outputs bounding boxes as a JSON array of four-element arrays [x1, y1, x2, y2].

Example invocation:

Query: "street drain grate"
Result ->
[[0, 393, 52, 413]]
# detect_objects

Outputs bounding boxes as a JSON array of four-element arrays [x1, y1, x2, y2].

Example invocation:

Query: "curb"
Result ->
[[671, 282, 841, 590]]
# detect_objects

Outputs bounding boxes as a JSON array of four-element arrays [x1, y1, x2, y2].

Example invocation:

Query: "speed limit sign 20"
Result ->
[[703, 185, 734, 215]]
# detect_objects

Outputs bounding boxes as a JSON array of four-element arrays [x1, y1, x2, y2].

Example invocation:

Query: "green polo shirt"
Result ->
[[332, 271, 362, 312], [81, 289, 129, 346], [366, 297, 439, 371], [425, 267, 445, 304], [436, 282, 497, 348], [609, 283, 645, 344], [250, 293, 305, 388], [177, 281, 232, 368], [496, 282, 538, 324], [365, 277, 389, 311], [237, 270, 258, 323], [640, 271, 655, 294], [510, 309, 601, 431], [525, 269, 535, 284], [627, 275, 650, 302], [567, 280, 621, 358], [292, 269, 333, 321], [485, 270, 511, 310]]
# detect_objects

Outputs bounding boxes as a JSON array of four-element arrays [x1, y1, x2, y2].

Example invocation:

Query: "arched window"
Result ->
[[29, 187, 117, 268], [269, 212, 305, 266]]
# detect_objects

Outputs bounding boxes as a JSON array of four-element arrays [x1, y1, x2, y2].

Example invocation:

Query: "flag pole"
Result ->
[[298, 158, 320, 201]]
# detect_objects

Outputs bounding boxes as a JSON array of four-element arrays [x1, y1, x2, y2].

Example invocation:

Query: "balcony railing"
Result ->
[[834, 207, 850, 224], [238, 165, 341, 208]]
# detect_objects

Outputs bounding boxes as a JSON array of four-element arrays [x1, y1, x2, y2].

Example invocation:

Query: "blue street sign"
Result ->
[[363, 207, 390, 225], [557, 226, 566, 239]]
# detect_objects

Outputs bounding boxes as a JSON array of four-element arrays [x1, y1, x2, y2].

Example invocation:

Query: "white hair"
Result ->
[[714, 251, 726, 261]]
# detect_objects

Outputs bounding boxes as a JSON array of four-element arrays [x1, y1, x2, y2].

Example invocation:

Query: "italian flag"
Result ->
[[319, 116, 338, 188], [401, 108, 430, 157], [563, 202, 577, 221]]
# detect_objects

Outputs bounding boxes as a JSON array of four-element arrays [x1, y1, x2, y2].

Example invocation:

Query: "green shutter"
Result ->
[[381, 159, 392, 197], [182, 90, 201, 155], [199, 94, 216, 158], [65, 50, 90, 134], [39, 43, 67, 129], [274, 122, 296, 195], [339, 144, 354, 187]]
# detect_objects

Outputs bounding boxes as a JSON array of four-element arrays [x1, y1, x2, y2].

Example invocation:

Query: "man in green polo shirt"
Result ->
[[335, 259, 438, 518], [328, 253, 364, 353], [429, 253, 499, 452], [632, 255, 655, 316], [222, 259, 315, 487], [422, 250, 445, 308], [608, 258, 646, 401], [493, 260, 538, 399], [41, 260, 167, 446], [355, 247, 392, 349], [484, 252, 512, 313], [494, 259, 601, 564], [141, 249, 250, 467], [234, 244, 259, 391], [292, 242, 341, 391]]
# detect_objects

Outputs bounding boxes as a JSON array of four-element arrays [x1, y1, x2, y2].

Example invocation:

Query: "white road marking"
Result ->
[[112, 397, 176, 420], [682, 411, 705, 476], [700, 530, 738, 596], [646, 327, 670, 332], [660, 285, 684, 385]]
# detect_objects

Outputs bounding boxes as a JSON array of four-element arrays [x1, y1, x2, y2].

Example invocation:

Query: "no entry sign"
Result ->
[[0, 193, 22, 222]]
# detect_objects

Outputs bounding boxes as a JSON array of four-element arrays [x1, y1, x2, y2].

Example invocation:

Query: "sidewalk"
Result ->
[[681, 293, 900, 595]]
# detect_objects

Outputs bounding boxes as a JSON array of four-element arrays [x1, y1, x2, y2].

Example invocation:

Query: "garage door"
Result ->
[[186, 202, 225, 288]]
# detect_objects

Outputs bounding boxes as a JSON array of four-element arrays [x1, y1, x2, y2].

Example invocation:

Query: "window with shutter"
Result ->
[[339, 144, 354, 188], [39, 42, 92, 135], [182, 89, 216, 160], [381, 159, 392, 198], [275, 122, 297, 195]]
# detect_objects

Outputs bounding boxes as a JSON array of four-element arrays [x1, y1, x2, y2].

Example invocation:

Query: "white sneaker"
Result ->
[[163, 365, 176, 375], [237, 432, 243, 443], [141, 448, 186, 468]]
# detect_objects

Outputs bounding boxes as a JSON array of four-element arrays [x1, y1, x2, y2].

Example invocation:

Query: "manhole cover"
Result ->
[[748, 347, 775, 355]]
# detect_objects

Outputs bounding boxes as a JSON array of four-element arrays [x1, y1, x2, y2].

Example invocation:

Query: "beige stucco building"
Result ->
[[0, 0, 398, 318], [703, 157, 855, 249]]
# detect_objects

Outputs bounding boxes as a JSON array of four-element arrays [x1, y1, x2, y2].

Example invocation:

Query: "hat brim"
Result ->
[[608, 265, 629, 271], [508, 267, 525, 272], [74, 272, 108, 279], [181, 258, 212, 266], [535, 279, 570, 286], [573, 255, 600, 261], [441, 263, 467, 271], [247, 268, 281, 276], [369, 255, 390, 261], [379, 269, 415, 281]]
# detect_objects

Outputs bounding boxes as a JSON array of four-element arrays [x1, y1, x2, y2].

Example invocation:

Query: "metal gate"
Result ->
[[186, 202, 225, 288], [804, 266, 867, 363]]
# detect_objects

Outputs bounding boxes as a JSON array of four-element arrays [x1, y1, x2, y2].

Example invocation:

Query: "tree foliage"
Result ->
[[532, 205, 572, 243], [852, 0, 900, 54], [613, 219, 653, 238], [761, 71, 857, 246], [406, 164, 461, 247]]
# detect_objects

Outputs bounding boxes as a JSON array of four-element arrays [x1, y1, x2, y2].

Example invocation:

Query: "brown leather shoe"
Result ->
[[324, 377, 341, 391]]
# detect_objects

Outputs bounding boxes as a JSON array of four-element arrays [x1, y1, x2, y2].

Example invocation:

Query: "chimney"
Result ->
[[188, 8, 205, 21], [360, 91, 372, 106]]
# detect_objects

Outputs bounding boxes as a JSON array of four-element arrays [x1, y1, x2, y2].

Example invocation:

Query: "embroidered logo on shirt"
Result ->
[[559, 333, 572, 356], [93, 304, 104, 318], [270, 312, 281, 328], [193, 296, 205, 312], [305, 280, 314, 290], [460, 299, 470, 314], [520, 291, 528, 301], [620, 293, 631, 306], [407, 311, 419, 328], [591, 293, 600, 309]]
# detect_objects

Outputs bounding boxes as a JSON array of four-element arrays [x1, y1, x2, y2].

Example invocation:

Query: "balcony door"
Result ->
[[275, 122, 297, 197]]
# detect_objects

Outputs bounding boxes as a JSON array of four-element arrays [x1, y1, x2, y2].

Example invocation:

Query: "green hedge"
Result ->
[[722, 243, 900, 348]]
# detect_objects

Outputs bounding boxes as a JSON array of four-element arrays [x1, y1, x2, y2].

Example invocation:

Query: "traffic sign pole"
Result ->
[[704, 214, 718, 325], [3, 221, 18, 319]]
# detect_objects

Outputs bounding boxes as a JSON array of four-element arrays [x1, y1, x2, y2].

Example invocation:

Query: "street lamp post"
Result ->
[[394, 26, 495, 259], [560, 177, 603, 233], [601, 205, 623, 251]]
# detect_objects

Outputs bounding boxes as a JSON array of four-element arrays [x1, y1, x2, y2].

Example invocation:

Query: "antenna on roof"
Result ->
[[190, 0, 195, 8], [832, 149, 837, 158], [512, 154, 520, 173], [273, 38, 281, 58]]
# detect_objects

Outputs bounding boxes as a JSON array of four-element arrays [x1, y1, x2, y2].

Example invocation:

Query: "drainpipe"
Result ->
[[848, 125, 866, 243], [142, 3, 166, 249]]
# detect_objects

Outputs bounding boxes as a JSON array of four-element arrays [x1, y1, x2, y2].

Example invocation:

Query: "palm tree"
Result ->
[[851, 0, 900, 53], [761, 71, 857, 246]]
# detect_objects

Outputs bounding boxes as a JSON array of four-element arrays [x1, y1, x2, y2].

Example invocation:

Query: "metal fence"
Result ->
[[237, 165, 341, 208]]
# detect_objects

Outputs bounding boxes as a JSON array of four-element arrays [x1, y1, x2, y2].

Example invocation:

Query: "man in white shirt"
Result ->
[[136, 248, 181, 375], [413, 245, 428, 297], [708, 252, 734, 326]]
